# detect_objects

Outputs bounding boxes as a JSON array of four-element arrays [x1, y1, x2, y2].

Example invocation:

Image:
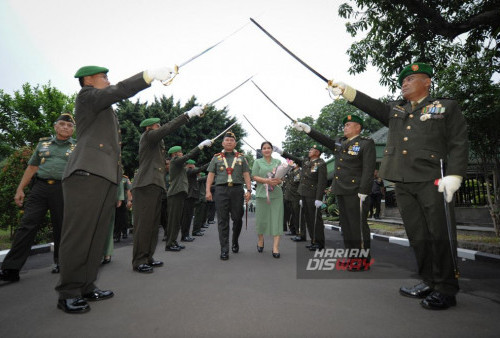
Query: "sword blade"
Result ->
[[211, 121, 238, 143], [179, 21, 250, 69], [240, 138, 256, 152], [209, 75, 254, 106], [250, 18, 328, 83], [251, 80, 296, 122], [242, 114, 269, 141]]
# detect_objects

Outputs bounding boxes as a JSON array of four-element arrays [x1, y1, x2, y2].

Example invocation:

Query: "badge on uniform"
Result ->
[[420, 101, 446, 121], [348, 144, 360, 156]]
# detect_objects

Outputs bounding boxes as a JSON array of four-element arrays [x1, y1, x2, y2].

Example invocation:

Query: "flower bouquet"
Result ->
[[265, 159, 294, 203]]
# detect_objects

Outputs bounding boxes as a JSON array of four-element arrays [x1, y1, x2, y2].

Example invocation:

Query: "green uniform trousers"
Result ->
[[337, 194, 371, 252], [165, 192, 187, 247]]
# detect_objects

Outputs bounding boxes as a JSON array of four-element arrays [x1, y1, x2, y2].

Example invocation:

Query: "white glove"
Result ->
[[327, 80, 346, 96], [145, 67, 174, 82], [438, 175, 462, 203], [299, 200, 303, 207], [186, 106, 204, 118], [293, 122, 311, 133], [314, 200, 323, 208], [198, 139, 212, 149], [272, 145, 283, 155], [358, 193, 368, 202]]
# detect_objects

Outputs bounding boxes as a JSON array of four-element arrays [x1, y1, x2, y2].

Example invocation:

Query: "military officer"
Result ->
[[329, 62, 468, 309], [294, 115, 376, 270], [283, 165, 303, 237], [0, 113, 75, 283], [132, 111, 204, 274], [282, 174, 294, 234], [278, 145, 328, 250], [192, 173, 208, 234], [205, 131, 252, 260], [161, 159, 171, 241], [55, 65, 175, 314], [165, 142, 212, 251], [182, 161, 209, 239], [114, 174, 132, 242]]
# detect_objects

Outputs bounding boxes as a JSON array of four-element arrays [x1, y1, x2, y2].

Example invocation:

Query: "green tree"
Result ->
[[0, 83, 75, 159], [282, 116, 315, 158], [339, 0, 500, 91]]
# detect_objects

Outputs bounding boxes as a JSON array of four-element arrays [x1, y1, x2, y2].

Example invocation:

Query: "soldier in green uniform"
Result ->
[[182, 161, 209, 239], [132, 110, 204, 273], [56, 65, 175, 314], [206, 132, 252, 260], [0, 113, 75, 283], [283, 165, 303, 237], [165, 141, 212, 251], [161, 159, 171, 241], [329, 62, 468, 309], [282, 174, 294, 234], [278, 145, 327, 250], [192, 173, 208, 235], [114, 174, 132, 242], [294, 115, 376, 270]]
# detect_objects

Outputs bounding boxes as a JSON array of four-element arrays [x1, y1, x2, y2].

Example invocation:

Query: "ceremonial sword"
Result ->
[[359, 198, 365, 250], [251, 80, 297, 123], [250, 18, 329, 84], [163, 22, 250, 85], [211, 121, 238, 143], [206, 75, 254, 108], [240, 138, 256, 151], [440, 159, 460, 279], [242, 114, 269, 141]]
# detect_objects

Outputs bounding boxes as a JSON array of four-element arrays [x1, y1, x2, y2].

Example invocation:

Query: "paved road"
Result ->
[[1, 212, 500, 337]]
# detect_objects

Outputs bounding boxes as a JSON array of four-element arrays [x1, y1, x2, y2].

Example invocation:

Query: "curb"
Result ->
[[324, 223, 500, 264], [0, 243, 53, 263]]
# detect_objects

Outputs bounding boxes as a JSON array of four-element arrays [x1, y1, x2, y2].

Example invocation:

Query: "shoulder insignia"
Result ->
[[39, 137, 51, 141]]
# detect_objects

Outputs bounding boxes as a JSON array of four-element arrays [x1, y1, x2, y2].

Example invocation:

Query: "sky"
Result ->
[[0, 0, 390, 156]]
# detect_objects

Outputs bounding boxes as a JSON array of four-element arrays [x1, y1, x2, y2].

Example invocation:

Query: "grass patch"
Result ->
[[457, 234, 500, 245], [368, 222, 405, 232]]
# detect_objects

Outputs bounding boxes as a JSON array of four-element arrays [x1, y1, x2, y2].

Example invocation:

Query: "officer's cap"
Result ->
[[140, 118, 160, 128], [74, 65, 109, 78], [186, 159, 196, 165], [224, 130, 236, 140], [310, 144, 323, 154], [56, 113, 75, 125], [200, 172, 206, 177], [398, 62, 433, 86], [168, 146, 182, 154], [342, 114, 363, 127]]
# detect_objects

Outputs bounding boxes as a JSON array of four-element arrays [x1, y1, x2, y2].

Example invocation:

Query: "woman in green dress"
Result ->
[[251, 142, 284, 258]]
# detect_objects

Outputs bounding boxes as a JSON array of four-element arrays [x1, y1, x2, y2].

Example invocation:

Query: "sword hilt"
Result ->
[[162, 65, 179, 86]]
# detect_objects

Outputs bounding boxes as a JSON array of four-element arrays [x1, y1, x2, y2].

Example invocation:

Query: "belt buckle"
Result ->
[[47, 180, 55, 185], [227, 182, 233, 187]]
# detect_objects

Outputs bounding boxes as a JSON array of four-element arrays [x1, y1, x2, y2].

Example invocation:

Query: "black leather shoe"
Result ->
[[305, 243, 315, 249], [51, 265, 60, 274], [207, 220, 215, 224], [149, 260, 164, 267], [201, 224, 209, 228], [101, 257, 111, 265], [421, 291, 457, 310], [291, 236, 306, 242], [220, 251, 229, 260], [309, 244, 324, 251], [113, 237, 120, 243], [285, 231, 296, 236], [0, 269, 20, 282], [181, 236, 195, 242], [272, 251, 280, 259], [57, 297, 90, 314], [165, 245, 181, 252], [83, 288, 114, 301], [192, 231, 204, 236], [232, 243, 239, 253], [134, 264, 154, 273], [174, 241, 185, 249], [400, 282, 433, 299]]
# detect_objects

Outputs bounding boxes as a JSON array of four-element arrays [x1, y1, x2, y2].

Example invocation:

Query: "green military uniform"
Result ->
[[182, 163, 209, 238], [1, 135, 75, 272], [165, 146, 201, 249], [56, 70, 151, 300], [207, 150, 250, 253], [307, 126, 376, 254], [284, 166, 305, 240], [282, 173, 293, 233], [348, 88, 468, 295], [192, 174, 208, 234], [114, 175, 132, 241], [282, 150, 328, 248], [132, 114, 190, 269]]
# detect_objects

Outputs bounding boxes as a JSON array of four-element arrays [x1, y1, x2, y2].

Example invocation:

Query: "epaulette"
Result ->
[[39, 137, 52, 141], [214, 152, 222, 157], [360, 136, 372, 140]]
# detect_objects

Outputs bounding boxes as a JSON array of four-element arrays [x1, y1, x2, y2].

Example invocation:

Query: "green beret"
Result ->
[[200, 172, 206, 177], [186, 159, 196, 165], [398, 62, 433, 85], [56, 113, 75, 125], [310, 144, 323, 154], [168, 146, 182, 154], [74, 66, 109, 78], [342, 114, 363, 127], [139, 118, 160, 128]]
